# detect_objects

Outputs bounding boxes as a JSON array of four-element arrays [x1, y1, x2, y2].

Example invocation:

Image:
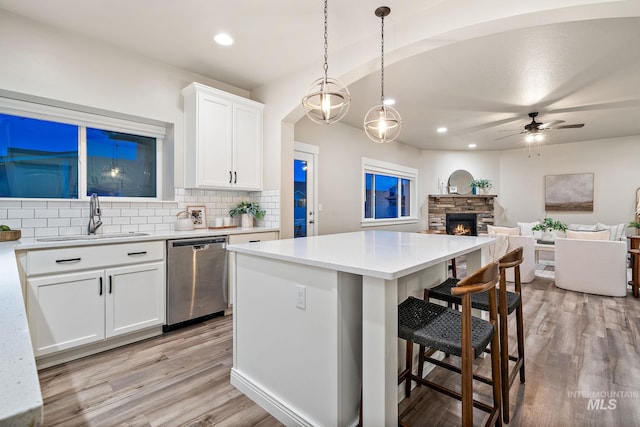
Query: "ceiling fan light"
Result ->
[[525, 134, 534, 143], [535, 133, 544, 142]]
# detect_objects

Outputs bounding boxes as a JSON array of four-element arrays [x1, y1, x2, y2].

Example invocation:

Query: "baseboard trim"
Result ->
[[230, 368, 318, 427]]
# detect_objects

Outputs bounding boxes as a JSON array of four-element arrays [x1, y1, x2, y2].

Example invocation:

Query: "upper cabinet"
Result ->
[[182, 82, 264, 190]]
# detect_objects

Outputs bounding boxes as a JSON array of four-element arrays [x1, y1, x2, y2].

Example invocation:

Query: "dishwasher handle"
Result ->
[[169, 237, 227, 248]]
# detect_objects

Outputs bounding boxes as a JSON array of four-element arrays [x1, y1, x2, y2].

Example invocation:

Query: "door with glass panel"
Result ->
[[293, 148, 317, 237]]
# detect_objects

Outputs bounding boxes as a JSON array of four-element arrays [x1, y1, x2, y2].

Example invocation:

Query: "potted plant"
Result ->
[[470, 179, 492, 195], [229, 201, 266, 228], [532, 217, 568, 241], [629, 221, 640, 236]]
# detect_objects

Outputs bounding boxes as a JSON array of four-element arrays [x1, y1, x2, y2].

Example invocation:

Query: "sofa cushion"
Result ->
[[517, 221, 540, 237], [568, 223, 598, 231], [487, 225, 520, 235], [596, 223, 627, 241], [566, 230, 610, 240]]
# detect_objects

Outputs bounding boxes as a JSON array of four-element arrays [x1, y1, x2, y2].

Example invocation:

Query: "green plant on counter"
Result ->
[[229, 201, 266, 220], [470, 179, 492, 189], [629, 221, 640, 229], [532, 217, 568, 232]]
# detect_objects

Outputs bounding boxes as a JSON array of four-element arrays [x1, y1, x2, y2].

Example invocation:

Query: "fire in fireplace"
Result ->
[[446, 213, 477, 236]]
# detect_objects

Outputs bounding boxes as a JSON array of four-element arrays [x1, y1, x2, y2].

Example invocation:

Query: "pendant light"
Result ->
[[363, 6, 401, 143], [302, 0, 351, 124]]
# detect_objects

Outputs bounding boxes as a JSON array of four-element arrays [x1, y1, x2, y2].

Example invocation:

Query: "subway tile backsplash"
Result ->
[[0, 188, 280, 238]]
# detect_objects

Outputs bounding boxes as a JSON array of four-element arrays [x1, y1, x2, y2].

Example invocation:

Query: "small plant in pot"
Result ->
[[229, 201, 266, 228], [532, 217, 568, 241], [629, 221, 640, 236], [470, 179, 492, 195]]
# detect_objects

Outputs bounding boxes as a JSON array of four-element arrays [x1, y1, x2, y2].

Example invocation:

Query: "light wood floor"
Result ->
[[40, 260, 640, 426]]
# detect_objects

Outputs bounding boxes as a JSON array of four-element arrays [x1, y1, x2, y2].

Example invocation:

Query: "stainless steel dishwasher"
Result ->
[[165, 236, 228, 330]]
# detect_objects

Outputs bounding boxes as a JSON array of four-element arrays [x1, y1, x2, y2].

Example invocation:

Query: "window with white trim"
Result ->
[[362, 157, 418, 226], [0, 97, 165, 200]]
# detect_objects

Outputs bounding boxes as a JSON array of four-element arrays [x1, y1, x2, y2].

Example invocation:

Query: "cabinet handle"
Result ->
[[56, 257, 81, 264], [109, 276, 113, 294], [99, 277, 103, 296], [249, 240, 261, 243], [229, 171, 232, 183], [127, 251, 147, 256], [234, 171, 237, 184]]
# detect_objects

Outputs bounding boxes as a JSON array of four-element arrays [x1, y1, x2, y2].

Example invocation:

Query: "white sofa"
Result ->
[[554, 237, 628, 297]]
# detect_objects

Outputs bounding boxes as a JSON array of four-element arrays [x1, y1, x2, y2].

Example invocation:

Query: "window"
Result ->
[[0, 97, 165, 200], [362, 157, 418, 226]]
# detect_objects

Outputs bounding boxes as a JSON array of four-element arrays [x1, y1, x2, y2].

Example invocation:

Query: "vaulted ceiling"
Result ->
[[1, 0, 638, 151]]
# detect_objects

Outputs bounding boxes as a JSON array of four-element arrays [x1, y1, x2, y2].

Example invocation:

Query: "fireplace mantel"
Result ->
[[427, 194, 495, 234]]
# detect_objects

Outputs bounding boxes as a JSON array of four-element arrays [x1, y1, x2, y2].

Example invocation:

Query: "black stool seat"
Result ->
[[428, 277, 521, 314], [399, 296, 495, 359]]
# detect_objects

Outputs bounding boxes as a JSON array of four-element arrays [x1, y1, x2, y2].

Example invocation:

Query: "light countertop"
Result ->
[[228, 230, 496, 280], [0, 226, 278, 425]]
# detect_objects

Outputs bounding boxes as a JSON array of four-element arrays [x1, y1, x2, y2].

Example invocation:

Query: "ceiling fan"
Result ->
[[496, 112, 584, 141]]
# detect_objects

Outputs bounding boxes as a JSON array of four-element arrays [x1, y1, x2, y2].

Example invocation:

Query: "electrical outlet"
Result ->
[[296, 284, 306, 309]]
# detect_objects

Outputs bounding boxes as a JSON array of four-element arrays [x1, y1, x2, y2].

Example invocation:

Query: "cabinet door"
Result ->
[[105, 261, 165, 338], [27, 270, 105, 357], [228, 232, 278, 307], [197, 93, 233, 188], [233, 102, 263, 190]]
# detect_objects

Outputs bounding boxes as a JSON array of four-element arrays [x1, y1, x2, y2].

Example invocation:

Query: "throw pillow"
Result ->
[[517, 221, 540, 237], [566, 230, 610, 240], [568, 223, 598, 231], [487, 225, 520, 235], [596, 223, 627, 241]]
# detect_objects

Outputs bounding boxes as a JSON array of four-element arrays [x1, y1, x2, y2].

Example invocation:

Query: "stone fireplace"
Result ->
[[428, 194, 495, 234]]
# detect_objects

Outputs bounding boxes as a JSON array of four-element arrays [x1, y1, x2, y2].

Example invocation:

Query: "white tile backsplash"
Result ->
[[0, 187, 280, 237]]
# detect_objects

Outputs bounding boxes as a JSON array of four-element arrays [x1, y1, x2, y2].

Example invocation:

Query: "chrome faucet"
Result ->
[[88, 193, 102, 234]]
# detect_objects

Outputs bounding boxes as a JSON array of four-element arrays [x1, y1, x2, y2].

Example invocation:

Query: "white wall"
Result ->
[[498, 135, 639, 227]]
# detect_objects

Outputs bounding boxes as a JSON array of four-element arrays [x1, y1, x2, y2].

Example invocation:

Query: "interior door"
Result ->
[[293, 144, 318, 237]]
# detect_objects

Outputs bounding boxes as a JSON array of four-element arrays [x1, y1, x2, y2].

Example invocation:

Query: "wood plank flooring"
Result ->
[[39, 258, 640, 426]]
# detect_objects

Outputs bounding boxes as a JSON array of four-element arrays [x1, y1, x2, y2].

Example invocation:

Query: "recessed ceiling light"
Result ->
[[214, 33, 234, 46], [383, 99, 396, 106], [437, 127, 447, 133], [468, 143, 477, 148]]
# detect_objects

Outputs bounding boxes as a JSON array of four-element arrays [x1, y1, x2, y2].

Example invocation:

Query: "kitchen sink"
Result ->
[[37, 232, 149, 242]]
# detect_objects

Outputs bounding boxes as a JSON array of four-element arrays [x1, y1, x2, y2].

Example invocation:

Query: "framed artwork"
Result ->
[[544, 173, 594, 211], [186, 205, 207, 228]]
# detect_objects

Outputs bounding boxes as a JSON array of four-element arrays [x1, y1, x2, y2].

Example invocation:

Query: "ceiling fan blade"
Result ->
[[539, 120, 565, 129], [494, 132, 522, 141], [556, 123, 585, 129]]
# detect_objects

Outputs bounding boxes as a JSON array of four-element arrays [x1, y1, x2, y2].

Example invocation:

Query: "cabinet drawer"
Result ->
[[228, 231, 278, 244], [27, 241, 165, 276]]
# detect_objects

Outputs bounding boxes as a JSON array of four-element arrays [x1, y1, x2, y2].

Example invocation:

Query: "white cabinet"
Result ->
[[25, 241, 165, 358], [182, 82, 264, 190]]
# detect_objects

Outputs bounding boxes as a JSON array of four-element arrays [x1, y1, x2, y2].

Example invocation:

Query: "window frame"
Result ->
[[361, 157, 418, 227], [0, 96, 165, 201]]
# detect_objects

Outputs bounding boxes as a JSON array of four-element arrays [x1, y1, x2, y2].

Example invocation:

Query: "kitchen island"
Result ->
[[228, 230, 496, 426]]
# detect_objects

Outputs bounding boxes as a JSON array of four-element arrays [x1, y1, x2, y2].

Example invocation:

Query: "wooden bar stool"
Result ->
[[629, 249, 640, 298], [397, 261, 502, 427], [422, 247, 525, 423]]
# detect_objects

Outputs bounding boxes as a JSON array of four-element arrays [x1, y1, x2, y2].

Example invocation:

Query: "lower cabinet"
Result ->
[[27, 261, 165, 357], [25, 241, 166, 362]]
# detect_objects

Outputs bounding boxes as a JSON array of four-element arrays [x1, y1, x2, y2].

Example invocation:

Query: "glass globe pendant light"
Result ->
[[363, 6, 401, 143], [302, 0, 351, 124]]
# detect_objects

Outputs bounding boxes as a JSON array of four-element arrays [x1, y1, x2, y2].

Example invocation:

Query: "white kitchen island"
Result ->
[[228, 230, 496, 427]]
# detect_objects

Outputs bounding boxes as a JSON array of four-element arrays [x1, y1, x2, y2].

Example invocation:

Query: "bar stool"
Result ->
[[397, 261, 502, 427], [629, 249, 640, 298], [421, 247, 525, 423], [418, 230, 457, 278]]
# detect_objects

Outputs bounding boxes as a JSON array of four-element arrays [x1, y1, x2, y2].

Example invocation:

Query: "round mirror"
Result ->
[[448, 169, 474, 195]]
